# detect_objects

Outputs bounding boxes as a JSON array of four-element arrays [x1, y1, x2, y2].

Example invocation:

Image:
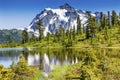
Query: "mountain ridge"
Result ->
[[26, 3, 99, 36]]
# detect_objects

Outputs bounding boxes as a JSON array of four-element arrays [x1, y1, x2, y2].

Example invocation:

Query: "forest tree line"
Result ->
[[22, 10, 120, 47]]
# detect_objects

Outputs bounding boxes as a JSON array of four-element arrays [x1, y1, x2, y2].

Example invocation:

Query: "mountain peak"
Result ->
[[27, 3, 90, 36], [59, 3, 75, 11]]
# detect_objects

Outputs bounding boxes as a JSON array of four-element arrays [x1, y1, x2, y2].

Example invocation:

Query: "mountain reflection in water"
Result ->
[[27, 52, 78, 77]]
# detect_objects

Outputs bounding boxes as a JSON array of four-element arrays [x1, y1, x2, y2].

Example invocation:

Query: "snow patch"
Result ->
[[51, 9, 68, 22], [40, 13, 47, 18], [91, 13, 96, 17], [45, 8, 52, 11]]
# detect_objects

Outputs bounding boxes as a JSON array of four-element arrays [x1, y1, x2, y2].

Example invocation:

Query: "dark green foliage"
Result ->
[[36, 20, 44, 41], [77, 16, 82, 35], [55, 29, 60, 42], [31, 34, 37, 42], [11, 54, 34, 80], [1, 10, 120, 48], [72, 26, 76, 40], [0, 65, 14, 80], [100, 12, 104, 30], [80, 70, 90, 80], [0, 29, 22, 43], [59, 25, 65, 42], [86, 14, 99, 41], [65, 48, 120, 80], [107, 11, 111, 28], [111, 10, 118, 27], [47, 32, 50, 44], [99, 12, 107, 30], [0, 54, 33, 80], [22, 30, 29, 43]]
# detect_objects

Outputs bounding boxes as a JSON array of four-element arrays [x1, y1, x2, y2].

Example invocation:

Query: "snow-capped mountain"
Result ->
[[26, 3, 98, 36]]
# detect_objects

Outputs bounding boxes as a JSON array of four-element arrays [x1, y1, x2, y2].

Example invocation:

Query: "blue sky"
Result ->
[[0, 0, 120, 29]]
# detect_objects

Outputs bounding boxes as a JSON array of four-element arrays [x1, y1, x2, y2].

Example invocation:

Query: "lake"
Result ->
[[0, 47, 120, 77], [0, 48, 79, 76]]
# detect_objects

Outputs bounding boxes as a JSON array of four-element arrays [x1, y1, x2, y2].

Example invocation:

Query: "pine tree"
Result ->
[[100, 12, 104, 30], [103, 16, 107, 29], [59, 25, 64, 41], [119, 12, 120, 19], [66, 29, 69, 37], [55, 29, 60, 42], [86, 13, 91, 39], [8, 35, 12, 43], [77, 16, 82, 35], [72, 26, 76, 40], [86, 14, 99, 43], [31, 34, 36, 42], [69, 28, 73, 40], [36, 20, 43, 41], [118, 13, 120, 26], [47, 32, 50, 44], [22, 30, 29, 44], [86, 26, 91, 39], [107, 11, 111, 28], [111, 10, 118, 27], [12, 54, 32, 80]]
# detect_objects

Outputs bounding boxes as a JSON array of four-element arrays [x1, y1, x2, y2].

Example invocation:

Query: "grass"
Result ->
[[48, 65, 69, 80]]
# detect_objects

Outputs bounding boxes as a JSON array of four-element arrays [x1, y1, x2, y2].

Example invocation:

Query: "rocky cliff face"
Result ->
[[26, 3, 99, 36]]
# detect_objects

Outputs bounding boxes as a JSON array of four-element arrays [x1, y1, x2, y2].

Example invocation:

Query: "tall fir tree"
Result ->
[[119, 12, 120, 19], [77, 16, 82, 35], [107, 11, 111, 28], [111, 10, 118, 27], [46, 32, 50, 44], [55, 29, 60, 42], [66, 29, 69, 37], [59, 25, 64, 41], [31, 34, 36, 42], [72, 26, 76, 40], [103, 16, 107, 29], [86, 14, 99, 42], [36, 20, 43, 41], [22, 30, 29, 44], [100, 12, 104, 30], [86, 12, 91, 39]]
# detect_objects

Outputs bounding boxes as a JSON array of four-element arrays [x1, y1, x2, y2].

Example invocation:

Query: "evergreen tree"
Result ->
[[66, 29, 69, 37], [119, 12, 120, 18], [8, 35, 12, 43], [72, 26, 76, 40], [86, 12, 91, 39], [77, 16, 82, 35], [0, 65, 14, 80], [55, 29, 60, 42], [111, 10, 118, 27], [86, 14, 99, 43], [31, 34, 36, 42], [104, 25, 108, 40], [47, 32, 50, 44], [103, 16, 107, 29], [36, 20, 43, 41], [12, 54, 32, 80], [107, 11, 111, 28], [118, 12, 120, 28], [59, 25, 64, 41], [69, 28, 73, 40], [86, 26, 91, 39], [100, 12, 104, 30], [22, 30, 29, 44]]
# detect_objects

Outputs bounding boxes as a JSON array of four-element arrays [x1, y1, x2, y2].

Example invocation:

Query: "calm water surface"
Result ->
[[0, 48, 79, 76], [0, 47, 120, 76]]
